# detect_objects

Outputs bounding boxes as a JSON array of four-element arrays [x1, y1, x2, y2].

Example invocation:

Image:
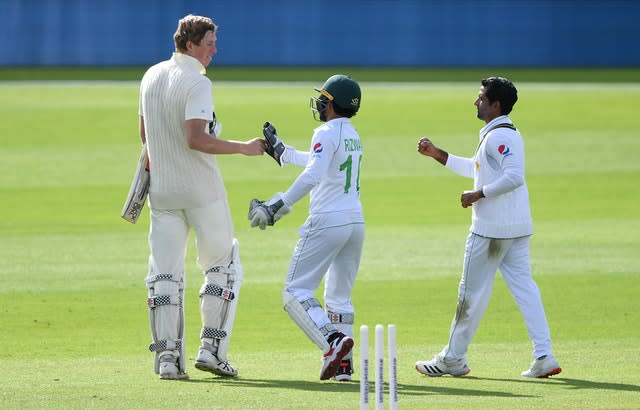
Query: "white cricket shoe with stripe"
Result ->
[[415, 354, 470, 377], [195, 347, 238, 377]]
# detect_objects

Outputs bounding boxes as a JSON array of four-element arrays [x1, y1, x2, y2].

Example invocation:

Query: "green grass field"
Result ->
[[1, 70, 639, 409]]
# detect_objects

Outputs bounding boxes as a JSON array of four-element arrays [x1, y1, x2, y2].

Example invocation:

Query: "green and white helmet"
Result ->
[[314, 74, 361, 113]]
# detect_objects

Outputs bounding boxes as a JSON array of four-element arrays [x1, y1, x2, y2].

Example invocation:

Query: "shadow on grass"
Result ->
[[470, 376, 640, 393], [181, 377, 534, 398], [180, 375, 640, 398]]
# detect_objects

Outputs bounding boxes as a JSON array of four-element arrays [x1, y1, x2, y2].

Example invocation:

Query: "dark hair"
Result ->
[[332, 101, 357, 118], [173, 15, 217, 53], [481, 77, 518, 115]]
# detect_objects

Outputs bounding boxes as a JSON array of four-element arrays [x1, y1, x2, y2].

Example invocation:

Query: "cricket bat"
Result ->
[[121, 144, 150, 224]]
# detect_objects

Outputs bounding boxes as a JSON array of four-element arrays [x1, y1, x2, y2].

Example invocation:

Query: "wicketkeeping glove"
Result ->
[[263, 122, 285, 166], [248, 192, 292, 230]]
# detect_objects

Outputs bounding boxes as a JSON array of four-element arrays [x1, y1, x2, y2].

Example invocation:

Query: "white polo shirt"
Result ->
[[445, 115, 533, 238], [139, 53, 226, 209]]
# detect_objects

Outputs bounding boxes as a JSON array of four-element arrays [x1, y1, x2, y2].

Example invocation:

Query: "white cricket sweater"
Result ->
[[445, 115, 533, 238], [139, 53, 225, 209]]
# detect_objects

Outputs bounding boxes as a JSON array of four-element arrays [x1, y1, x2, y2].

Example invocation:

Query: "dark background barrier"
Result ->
[[1, 0, 639, 67]]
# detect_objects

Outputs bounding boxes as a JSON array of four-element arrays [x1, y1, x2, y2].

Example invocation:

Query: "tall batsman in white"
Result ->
[[415, 77, 561, 379], [249, 75, 365, 381], [138, 14, 264, 380]]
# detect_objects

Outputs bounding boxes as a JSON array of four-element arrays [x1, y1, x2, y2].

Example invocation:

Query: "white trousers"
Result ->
[[442, 233, 553, 360], [146, 199, 234, 344], [285, 213, 365, 337], [148, 199, 234, 275]]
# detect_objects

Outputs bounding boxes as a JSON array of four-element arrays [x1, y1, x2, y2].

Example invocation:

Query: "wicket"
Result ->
[[360, 324, 398, 410]]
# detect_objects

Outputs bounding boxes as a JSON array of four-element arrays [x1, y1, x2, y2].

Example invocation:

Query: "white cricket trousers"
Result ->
[[148, 199, 234, 276], [442, 233, 553, 361], [146, 200, 234, 347], [285, 215, 365, 336]]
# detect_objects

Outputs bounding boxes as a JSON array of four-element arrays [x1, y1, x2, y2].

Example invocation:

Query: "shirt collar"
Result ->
[[327, 117, 350, 125], [172, 52, 206, 75], [479, 115, 511, 137], [314, 116, 350, 132]]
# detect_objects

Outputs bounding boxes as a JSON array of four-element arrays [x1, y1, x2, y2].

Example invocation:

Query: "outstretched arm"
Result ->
[[418, 136, 474, 178], [281, 147, 310, 167], [186, 119, 265, 156], [263, 121, 309, 167]]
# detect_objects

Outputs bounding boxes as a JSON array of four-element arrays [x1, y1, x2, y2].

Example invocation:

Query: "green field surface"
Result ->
[[1, 74, 639, 409]]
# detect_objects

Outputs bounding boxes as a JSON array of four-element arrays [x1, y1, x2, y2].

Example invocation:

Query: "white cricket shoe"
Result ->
[[521, 354, 562, 378], [195, 347, 238, 377], [158, 353, 188, 380], [320, 333, 354, 380], [415, 354, 470, 377]]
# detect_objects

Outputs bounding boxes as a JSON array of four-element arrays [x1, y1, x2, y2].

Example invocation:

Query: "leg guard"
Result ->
[[327, 310, 355, 359], [199, 238, 243, 362], [282, 290, 335, 352], [327, 311, 354, 337], [146, 271, 186, 374]]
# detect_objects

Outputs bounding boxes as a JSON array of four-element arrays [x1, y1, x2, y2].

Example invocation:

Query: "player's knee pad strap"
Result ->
[[200, 282, 235, 301], [147, 294, 181, 308], [327, 311, 354, 324], [200, 327, 228, 340], [301, 298, 322, 310], [327, 310, 354, 339], [146, 273, 183, 312], [148, 339, 183, 353]]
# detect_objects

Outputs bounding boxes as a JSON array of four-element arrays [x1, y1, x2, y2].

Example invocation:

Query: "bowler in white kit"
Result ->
[[249, 75, 364, 381], [415, 77, 562, 379]]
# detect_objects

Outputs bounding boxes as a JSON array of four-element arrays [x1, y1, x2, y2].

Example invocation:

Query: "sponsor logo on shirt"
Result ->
[[313, 143, 323, 154], [498, 144, 512, 157]]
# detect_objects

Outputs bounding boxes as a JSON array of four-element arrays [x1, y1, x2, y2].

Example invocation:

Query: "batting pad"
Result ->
[[146, 272, 185, 373], [282, 291, 333, 352], [199, 239, 243, 362]]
